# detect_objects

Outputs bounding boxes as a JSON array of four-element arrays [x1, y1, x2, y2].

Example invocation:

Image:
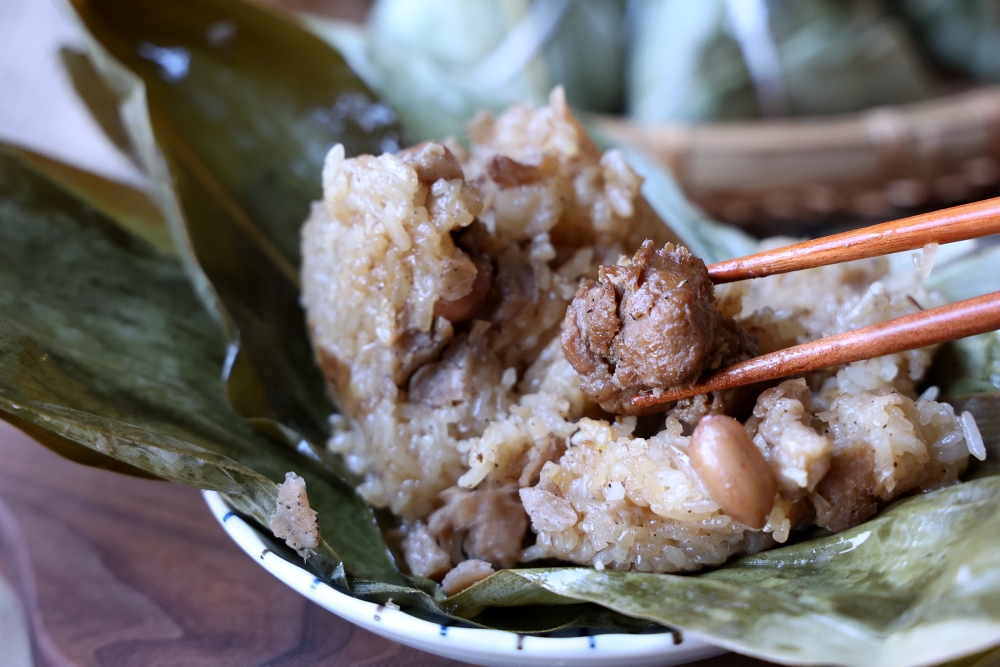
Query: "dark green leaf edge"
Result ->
[[60, 0, 406, 461], [56, 0, 355, 473], [0, 142, 174, 257]]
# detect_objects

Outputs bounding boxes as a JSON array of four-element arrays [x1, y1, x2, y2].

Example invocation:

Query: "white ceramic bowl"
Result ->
[[203, 490, 726, 667]]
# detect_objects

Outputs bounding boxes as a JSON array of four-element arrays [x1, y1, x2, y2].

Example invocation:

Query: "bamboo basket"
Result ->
[[598, 86, 1000, 230]]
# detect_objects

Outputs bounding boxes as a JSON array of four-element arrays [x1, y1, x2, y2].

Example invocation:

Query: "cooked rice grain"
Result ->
[[302, 93, 972, 578]]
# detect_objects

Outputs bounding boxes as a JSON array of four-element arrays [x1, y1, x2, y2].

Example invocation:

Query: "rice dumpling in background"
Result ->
[[313, 0, 628, 141], [296, 0, 1000, 130], [298, 0, 1000, 233], [889, 0, 1000, 83], [626, 0, 935, 123], [315, 0, 944, 134]]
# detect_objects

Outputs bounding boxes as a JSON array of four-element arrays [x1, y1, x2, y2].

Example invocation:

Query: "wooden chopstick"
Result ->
[[630, 290, 1000, 411], [707, 197, 1000, 284]]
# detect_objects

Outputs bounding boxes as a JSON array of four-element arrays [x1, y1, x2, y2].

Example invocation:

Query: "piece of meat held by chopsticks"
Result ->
[[614, 198, 1000, 413], [561, 240, 756, 414]]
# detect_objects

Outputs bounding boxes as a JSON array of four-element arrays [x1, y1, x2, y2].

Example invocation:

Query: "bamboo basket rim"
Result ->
[[598, 85, 1000, 154], [597, 85, 1000, 227]]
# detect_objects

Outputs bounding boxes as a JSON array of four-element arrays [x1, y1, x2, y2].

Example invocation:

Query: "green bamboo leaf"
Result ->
[[891, 0, 1000, 84], [0, 401, 160, 480], [352, 573, 655, 634], [68, 0, 399, 272], [450, 480, 1000, 666], [0, 147, 411, 589], [62, 0, 401, 451], [2, 143, 173, 257]]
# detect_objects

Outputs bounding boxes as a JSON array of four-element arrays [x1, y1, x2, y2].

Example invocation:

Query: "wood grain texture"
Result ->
[[0, 421, 466, 667], [0, 573, 31, 667], [0, 420, 777, 667]]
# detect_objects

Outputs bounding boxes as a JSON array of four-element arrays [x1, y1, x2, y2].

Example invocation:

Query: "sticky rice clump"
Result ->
[[525, 258, 969, 569], [301, 90, 972, 580], [521, 417, 753, 572], [302, 88, 676, 568]]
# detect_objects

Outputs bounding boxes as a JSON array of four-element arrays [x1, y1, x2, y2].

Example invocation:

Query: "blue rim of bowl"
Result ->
[[202, 490, 726, 667]]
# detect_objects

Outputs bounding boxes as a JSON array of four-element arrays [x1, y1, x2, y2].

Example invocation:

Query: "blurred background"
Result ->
[[285, 0, 1000, 236], [6, 0, 1000, 239]]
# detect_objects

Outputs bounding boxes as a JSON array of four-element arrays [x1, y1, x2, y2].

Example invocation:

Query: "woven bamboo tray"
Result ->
[[598, 86, 1000, 230]]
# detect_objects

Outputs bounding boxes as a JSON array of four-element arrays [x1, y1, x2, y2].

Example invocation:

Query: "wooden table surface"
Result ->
[[0, 420, 779, 667]]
